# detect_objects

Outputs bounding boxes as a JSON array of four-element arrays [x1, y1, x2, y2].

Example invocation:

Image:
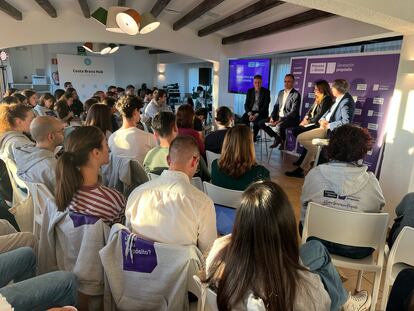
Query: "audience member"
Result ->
[[117, 87, 125, 97], [204, 181, 371, 311], [288, 79, 333, 168], [21, 89, 39, 112], [3, 88, 18, 97], [300, 124, 385, 258], [386, 268, 414, 311], [259, 74, 301, 149], [107, 85, 117, 94], [0, 247, 78, 310], [63, 81, 73, 90], [54, 99, 74, 125], [35, 93, 57, 117], [294, 79, 356, 175], [102, 97, 120, 131], [0, 220, 36, 254], [194, 107, 208, 132], [81, 97, 99, 121], [142, 89, 153, 113], [176, 104, 205, 155], [388, 193, 414, 248], [53, 89, 65, 102], [65, 88, 83, 117], [125, 84, 135, 96], [144, 89, 171, 125], [93, 90, 105, 102], [13, 93, 27, 105], [1, 96, 19, 105], [56, 126, 125, 225], [205, 106, 233, 154], [211, 124, 269, 191], [241, 74, 271, 141], [14, 116, 63, 194], [108, 95, 156, 163], [126, 136, 216, 253], [85, 104, 113, 139], [0, 104, 34, 162]]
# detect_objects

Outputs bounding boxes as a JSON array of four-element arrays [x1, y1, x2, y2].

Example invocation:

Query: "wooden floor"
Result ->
[[255, 140, 386, 311]]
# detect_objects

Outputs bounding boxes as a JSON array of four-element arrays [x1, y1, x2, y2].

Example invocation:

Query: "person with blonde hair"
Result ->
[[211, 124, 269, 191]]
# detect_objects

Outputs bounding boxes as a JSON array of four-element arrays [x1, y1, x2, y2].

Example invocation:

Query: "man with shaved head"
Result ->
[[14, 116, 64, 193], [126, 135, 217, 253]]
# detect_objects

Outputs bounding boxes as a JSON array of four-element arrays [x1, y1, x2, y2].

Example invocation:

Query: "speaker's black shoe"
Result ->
[[285, 167, 304, 178]]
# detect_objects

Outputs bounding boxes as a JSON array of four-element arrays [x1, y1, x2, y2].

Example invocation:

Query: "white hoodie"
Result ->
[[300, 162, 385, 223]]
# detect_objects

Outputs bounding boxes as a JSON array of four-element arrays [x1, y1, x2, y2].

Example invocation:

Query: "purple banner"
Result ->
[[121, 230, 157, 273], [290, 53, 400, 175]]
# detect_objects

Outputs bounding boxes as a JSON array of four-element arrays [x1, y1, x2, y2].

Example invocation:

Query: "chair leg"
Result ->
[[314, 145, 322, 168], [370, 270, 382, 311], [356, 270, 364, 291], [267, 147, 273, 164], [380, 279, 390, 311]]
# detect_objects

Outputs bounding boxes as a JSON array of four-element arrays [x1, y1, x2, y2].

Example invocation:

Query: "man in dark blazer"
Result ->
[[259, 74, 301, 148], [241, 75, 271, 141]]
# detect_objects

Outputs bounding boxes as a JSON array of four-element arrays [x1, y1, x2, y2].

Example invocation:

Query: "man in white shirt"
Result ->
[[126, 135, 217, 253], [259, 74, 301, 149], [108, 95, 157, 164]]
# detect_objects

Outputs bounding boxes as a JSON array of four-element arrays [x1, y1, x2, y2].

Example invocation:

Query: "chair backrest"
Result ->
[[100, 224, 202, 311], [203, 182, 243, 208], [54, 211, 110, 295], [388, 226, 414, 268], [302, 202, 389, 252], [206, 151, 220, 172], [148, 173, 203, 192], [148, 172, 160, 180], [193, 275, 218, 311]]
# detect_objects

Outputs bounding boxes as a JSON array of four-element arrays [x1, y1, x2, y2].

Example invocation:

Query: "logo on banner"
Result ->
[[373, 97, 384, 105], [310, 63, 326, 74], [326, 62, 336, 74], [84, 58, 92, 66]]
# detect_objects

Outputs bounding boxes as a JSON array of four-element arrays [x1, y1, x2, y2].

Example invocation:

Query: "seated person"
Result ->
[[300, 124, 385, 259], [0, 104, 34, 162], [55, 99, 74, 125], [34, 93, 57, 117], [85, 103, 113, 140], [290, 79, 355, 177], [22, 89, 39, 113], [126, 136, 216, 253], [211, 124, 270, 191], [56, 126, 126, 225], [0, 219, 36, 254], [65, 88, 84, 117], [205, 106, 233, 154], [388, 193, 414, 248], [204, 181, 370, 311], [15, 116, 64, 194], [0, 247, 78, 310], [143, 90, 171, 126], [386, 268, 414, 311], [194, 107, 208, 133], [259, 74, 301, 148], [108, 95, 156, 164], [143, 112, 210, 181], [177, 104, 205, 155], [288, 79, 333, 167]]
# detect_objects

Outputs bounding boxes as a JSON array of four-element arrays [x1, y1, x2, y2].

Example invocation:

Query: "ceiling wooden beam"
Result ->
[[150, 0, 171, 18], [34, 0, 57, 18], [118, 0, 126, 6], [222, 9, 334, 45], [173, 0, 225, 31], [148, 49, 171, 54], [134, 46, 149, 50], [77, 0, 90, 18], [0, 0, 22, 20], [198, 0, 284, 37]]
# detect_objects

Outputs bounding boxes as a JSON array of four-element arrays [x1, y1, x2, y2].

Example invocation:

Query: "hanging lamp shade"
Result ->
[[116, 9, 141, 35], [97, 43, 111, 55], [82, 42, 94, 53], [91, 7, 108, 25], [108, 44, 119, 54], [139, 12, 160, 34], [106, 6, 127, 33]]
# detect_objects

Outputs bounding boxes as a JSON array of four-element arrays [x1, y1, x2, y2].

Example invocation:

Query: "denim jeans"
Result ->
[[0, 247, 78, 311], [300, 240, 349, 311]]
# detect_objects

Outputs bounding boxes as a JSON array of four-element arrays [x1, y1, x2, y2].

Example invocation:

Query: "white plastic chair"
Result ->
[[24, 182, 54, 238], [312, 138, 329, 168], [148, 172, 204, 192], [206, 151, 220, 172], [203, 182, 243, 208], [380, 226, 414, 310], [2, 158, 34, 232], [302, 202, 389, 311], [193, 275, 218, 311]]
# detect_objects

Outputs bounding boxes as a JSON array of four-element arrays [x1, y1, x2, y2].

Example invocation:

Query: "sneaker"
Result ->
[[342, 290, 371, 311]]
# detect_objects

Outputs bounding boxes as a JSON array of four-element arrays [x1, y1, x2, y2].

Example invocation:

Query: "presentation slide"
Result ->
[[228, 58, 271, 94]]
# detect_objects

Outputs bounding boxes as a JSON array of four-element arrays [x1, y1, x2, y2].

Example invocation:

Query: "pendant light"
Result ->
[[116, 9, 141, 35], [91, 7, 107, 25], [139, 12, 160, 34], [106, 6, 127, 33]]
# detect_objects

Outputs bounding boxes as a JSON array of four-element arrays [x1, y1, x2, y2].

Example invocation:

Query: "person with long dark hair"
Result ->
[[204, 181, 371, 311], [85, 104, 113, 139], [55, 126, 125, 225]]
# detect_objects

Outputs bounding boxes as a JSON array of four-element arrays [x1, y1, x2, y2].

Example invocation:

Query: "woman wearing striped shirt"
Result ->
[[55, 126, 125, 225]]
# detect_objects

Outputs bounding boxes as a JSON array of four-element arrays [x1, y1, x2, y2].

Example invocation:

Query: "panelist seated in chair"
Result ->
[[56, 126, 126, 226], [203, 181, 371, 311], [286, 79, 355, 178], [300, 125, 385, 259], [259, 74, 301, 149], [211, 125, 269, 191], [126, 136, 217, 254], [240, 74, 270, 142]]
